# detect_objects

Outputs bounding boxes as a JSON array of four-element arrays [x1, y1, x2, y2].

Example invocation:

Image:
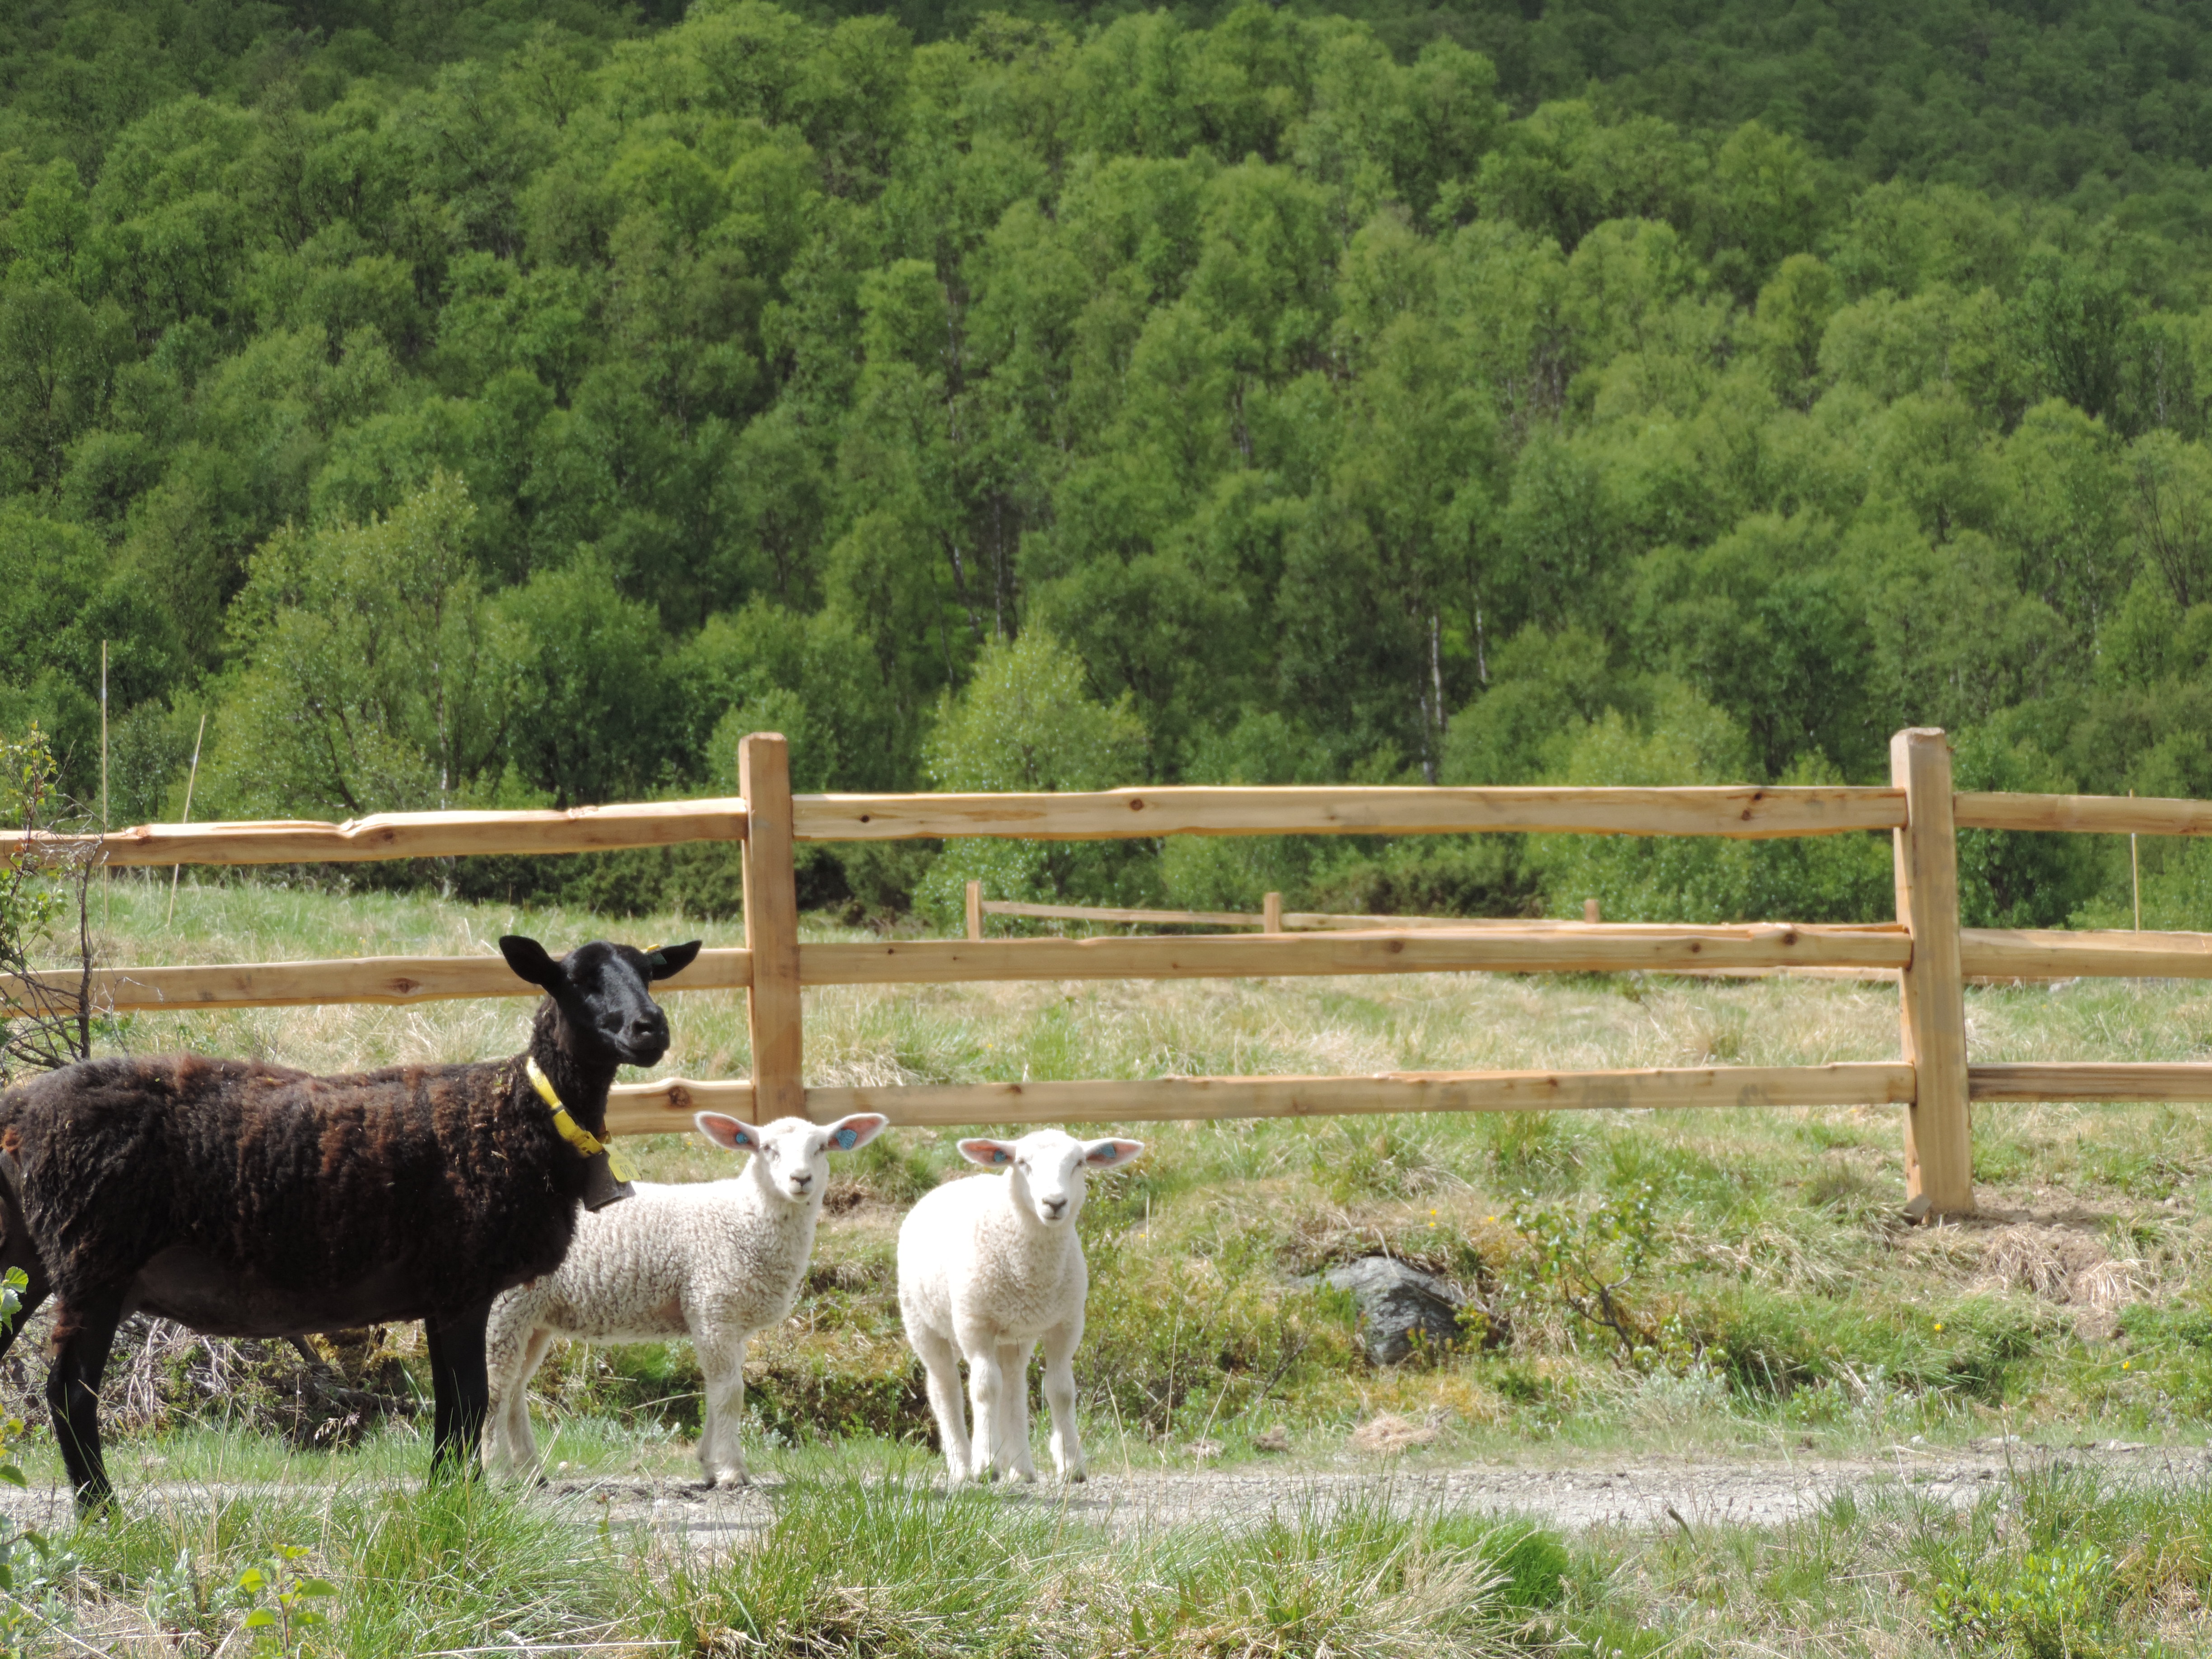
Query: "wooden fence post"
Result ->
[[965, 880, 983, 942], [1892, 728, 1973, 1216], [1263, 892, 1282, 934], [740, 733, 806, 1123]]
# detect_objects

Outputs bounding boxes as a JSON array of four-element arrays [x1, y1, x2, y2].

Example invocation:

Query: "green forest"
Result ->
[[7, 0, 2212, 926]]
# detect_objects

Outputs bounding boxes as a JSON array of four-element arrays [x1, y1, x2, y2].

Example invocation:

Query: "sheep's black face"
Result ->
[[501, 935, 703, 1067]]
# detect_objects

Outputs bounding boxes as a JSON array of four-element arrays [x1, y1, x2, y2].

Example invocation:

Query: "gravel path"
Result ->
[[8, 1440, 2194, 1546]]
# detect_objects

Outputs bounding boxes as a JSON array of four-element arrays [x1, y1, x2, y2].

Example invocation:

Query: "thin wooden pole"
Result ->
[[1262, 892, 1282, 934], [167, 712, 206, 927], [2131, 789, 2142, 930], [965, 879, 983, 942], [1892, 728, 1972, 1217], [1584, 897, 1601, 924], [739, 732, 805, 1124]]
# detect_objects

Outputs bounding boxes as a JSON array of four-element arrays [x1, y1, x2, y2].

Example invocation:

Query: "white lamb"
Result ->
[[897, 1128, 1144, 1484], [484, 1109, 889, 1488]]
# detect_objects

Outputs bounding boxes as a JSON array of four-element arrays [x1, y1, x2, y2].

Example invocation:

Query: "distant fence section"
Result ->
[[12, 728, 2212, 1217]]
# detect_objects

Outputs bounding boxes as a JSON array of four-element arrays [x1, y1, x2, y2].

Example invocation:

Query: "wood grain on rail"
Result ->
[[0, 797, 749, 868], [799, 924, 1913, 986], [1960, 928, 2212, 979], [601, 1063, 1919, 1134], [791, 786, 1907, 843], [1954, 792, 2212, 835], [4, 949, 750, 1012], [1970, 1064, 2212, 1103]]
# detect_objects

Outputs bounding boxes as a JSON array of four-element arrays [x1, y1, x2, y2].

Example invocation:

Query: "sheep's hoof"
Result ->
[[1064, 1470, 1087, 1485]]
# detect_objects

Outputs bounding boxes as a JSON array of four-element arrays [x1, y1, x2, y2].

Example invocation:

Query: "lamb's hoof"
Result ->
[[1064, 1470, 1087, 1485], [711, 1472, 753, 1491], [532, 1472, 552, 1490], [1012, 1467, 1039, 1484]]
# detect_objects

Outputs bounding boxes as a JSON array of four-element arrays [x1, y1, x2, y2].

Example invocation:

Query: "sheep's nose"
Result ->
[[790, 1171, 813, 1189], [1041, 1196, 1067, 1218], [628, 1014, 666, 1043]]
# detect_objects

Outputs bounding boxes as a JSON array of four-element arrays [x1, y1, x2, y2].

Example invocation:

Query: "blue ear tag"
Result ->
[[994, 1149, 1010, 1164], [835, 1128, 857, 1150]]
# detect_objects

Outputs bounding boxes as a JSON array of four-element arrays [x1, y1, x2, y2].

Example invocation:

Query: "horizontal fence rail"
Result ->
[[39, 923, 2212, 1016], [789, 785, 1906, 842], [600, 1063, 1923, 1137], [22, 727, 2212, 1218], [0, 798, 750, 868]]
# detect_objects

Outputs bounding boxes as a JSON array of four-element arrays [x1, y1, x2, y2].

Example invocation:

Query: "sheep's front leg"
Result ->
[[426, 1301, 493, 1483], [961, 1335, 1008, 1482], [1040, 1318, 1087, 1484], [998, 1342, 1039, 1482], [694, 1323, 752, 1489], [909, 1324, 972, 1483]]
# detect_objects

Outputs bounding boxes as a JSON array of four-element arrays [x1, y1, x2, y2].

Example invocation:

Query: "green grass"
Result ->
[[20, 875, 2212, 1649]]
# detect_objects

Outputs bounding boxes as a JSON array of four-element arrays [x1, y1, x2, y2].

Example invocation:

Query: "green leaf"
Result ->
[[237, 1567, 266, 1593], [0, 1465, 27, 1487], [293, 1578, 337, 1596], [243, 1607, 275, 1627]]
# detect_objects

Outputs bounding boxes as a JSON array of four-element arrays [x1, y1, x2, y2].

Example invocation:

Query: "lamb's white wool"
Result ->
[[485, 1109, 887, 1487], [897, 1127, 1144, 1484]]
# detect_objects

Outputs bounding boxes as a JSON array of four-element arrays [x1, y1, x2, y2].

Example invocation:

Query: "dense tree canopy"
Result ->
[[9, 0, 2212, 923]]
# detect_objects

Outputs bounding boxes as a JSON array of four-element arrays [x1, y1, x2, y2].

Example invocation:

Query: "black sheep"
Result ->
[[0, 933, 700, 1509]]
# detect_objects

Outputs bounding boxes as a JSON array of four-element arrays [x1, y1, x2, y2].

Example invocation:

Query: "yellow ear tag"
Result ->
[[526, 1058, 637, 1182]]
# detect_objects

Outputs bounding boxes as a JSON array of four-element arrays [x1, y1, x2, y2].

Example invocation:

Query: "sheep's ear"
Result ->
[[500, 935, 563, 990], [695, 1112, 764, 1153], [1084, 1138, 1145, 1168], [957, 1138, 1017, 1168], [645, 941, 703, 981], [826, 1114, 889, 1153]]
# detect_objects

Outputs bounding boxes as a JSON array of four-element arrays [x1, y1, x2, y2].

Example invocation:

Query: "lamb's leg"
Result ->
[[484, 1299, 553, 1481], [997, 1342, 1038, 1482], [961, 1336, 1007, 1483], [426, 1300, 493, 1483], [909, 1324, 971, 1483], [693, 1323, 750, 1490], [47, 1289, 125, 1512], [1040, 1318, 1086, 1484]]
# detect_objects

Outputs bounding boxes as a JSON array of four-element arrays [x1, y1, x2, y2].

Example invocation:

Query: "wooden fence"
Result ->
[[10, 726, 2212, 1217]]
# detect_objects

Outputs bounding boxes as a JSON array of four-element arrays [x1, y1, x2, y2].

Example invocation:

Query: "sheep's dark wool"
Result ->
[[0, 934, 699, 1509]]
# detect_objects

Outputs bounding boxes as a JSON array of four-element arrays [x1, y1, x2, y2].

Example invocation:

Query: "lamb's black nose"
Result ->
[[628, 1014, 667, 1044], [1042, 1197, 1067, 1218]]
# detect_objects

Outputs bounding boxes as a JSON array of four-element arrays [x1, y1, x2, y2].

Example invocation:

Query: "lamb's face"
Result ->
[[958, 1129, 1146, 1229], [695, 1111, 890, 1203]]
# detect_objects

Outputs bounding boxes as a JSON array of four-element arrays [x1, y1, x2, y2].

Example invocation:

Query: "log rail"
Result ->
[[14, 734, 2212, 1218]]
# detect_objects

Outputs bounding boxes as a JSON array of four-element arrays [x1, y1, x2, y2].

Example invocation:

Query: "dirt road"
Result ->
[[7, 1439, 2195, 1546]]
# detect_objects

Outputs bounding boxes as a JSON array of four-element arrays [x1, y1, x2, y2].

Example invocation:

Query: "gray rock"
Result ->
[[1312, 1257, 1467, 1366]]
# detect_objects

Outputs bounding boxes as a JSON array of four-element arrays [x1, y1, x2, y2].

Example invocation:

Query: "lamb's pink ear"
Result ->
[[1084, 1138, 1145, 1167], [826, 1114, 889, 1153], [695, 1112, 764, 1153], [957, 1138, 1016, 1168]]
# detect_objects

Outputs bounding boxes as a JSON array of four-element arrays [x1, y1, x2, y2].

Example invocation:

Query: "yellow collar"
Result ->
[[526, 1057, 634, 1181]]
